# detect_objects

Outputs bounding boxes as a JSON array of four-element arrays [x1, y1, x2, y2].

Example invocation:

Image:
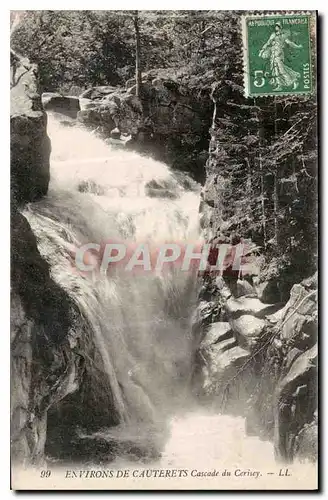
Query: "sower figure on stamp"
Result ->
[[259, 22, 303, 91]]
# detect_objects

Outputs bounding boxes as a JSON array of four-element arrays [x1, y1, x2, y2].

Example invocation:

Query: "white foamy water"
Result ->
[[47, 114, 200, 242], [161, 412, 275, 468], [25, 114, 201, 431]]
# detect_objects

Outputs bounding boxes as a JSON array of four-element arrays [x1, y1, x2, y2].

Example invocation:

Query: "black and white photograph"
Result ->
[[9, 9, 318, 490]]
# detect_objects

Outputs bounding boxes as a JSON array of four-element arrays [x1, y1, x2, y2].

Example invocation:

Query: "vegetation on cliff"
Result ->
[[11, 10, 226, 93]]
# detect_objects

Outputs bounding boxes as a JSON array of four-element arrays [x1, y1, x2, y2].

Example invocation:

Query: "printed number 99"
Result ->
[[40, 470, 51, 478], [254, 70, 265, 88]]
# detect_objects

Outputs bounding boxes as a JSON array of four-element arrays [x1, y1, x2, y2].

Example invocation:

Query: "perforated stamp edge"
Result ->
[[241, 11, 317, 99]]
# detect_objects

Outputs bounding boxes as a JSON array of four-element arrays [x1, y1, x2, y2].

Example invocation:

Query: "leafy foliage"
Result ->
[[11, 10, 228, 93], [11, 11, 137, 92]]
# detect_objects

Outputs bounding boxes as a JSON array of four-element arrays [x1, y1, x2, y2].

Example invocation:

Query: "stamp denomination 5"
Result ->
[[242, 13, 316, 97]]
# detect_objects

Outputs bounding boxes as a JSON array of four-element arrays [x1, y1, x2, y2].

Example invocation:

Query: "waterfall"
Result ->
[[24, 113, 202, 456], [23, 113, 301, 473]]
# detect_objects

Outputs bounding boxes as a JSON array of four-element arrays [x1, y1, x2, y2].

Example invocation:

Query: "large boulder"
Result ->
[[230, 315, 266, 351], [195, 327, 253, 417], [42, 92, 80, 118], [11, 211, 78, 464], [280, 279, 317, 347], [200, 322, 232, 348], [198, 334, 249, 398], [236, 278, 257, 298], [78, 107, 116, 133]]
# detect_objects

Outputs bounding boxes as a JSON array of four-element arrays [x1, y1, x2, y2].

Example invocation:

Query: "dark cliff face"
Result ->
[[193, 82, 318, 462], [11, 53, 51, 206], [10, 56, 119, 465], [11, 212, 83, 462], [192, 12, 317, 461], [11, 213, 120, 463], [201, 83, 317, 303]]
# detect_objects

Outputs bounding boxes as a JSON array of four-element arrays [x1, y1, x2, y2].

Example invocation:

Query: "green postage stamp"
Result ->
[[242, 12, 315, 97]]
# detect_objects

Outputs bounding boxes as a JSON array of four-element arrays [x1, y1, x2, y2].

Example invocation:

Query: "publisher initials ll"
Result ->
[[279, 469, 291, 477]]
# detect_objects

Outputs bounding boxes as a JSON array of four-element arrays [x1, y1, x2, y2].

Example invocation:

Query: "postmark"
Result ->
[[242, 13, 315, 97]]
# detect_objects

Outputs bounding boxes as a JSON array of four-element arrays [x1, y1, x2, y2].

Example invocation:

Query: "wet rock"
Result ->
[[11, 211, 80, 464], [10, 293, 35, 462], [278, 344, 317, 393], [11, 212, 121, 465], [41, 91, 62, 106], [79, 97, 98, 111], [42, 93, 80, 118], [194, 300, 217, 323], [241, 274, 318, 463], [225, 296, 280, 320], [199, 337, 249, 394], [199, 199, 213, 230], [284, 348, 303, 370], [280, 288, 317, 344], [77, 179, 105, 196], [110, 127, 121, 139], [230, 315, 266, 350], [274, 344, 317, 461], [201, 178, 217, 208], [204, 345, 249, 374], [266, 304, 288, 324], [287, 284, 317, 317], [191, 300, 220, 338], [196, 317, 250, 402], [78, 108, 115, 133], [214, 276, 232, 300], [200, 322, 232, 348], [145, 178, 179, 200]]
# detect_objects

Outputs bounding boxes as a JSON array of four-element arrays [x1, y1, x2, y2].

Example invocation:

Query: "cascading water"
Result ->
[[24, 113, 284, 472], [24, 113, 202, 457]]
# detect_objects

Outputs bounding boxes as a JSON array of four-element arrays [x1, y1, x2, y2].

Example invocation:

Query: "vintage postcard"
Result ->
[[10, 10, 318, 490]]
